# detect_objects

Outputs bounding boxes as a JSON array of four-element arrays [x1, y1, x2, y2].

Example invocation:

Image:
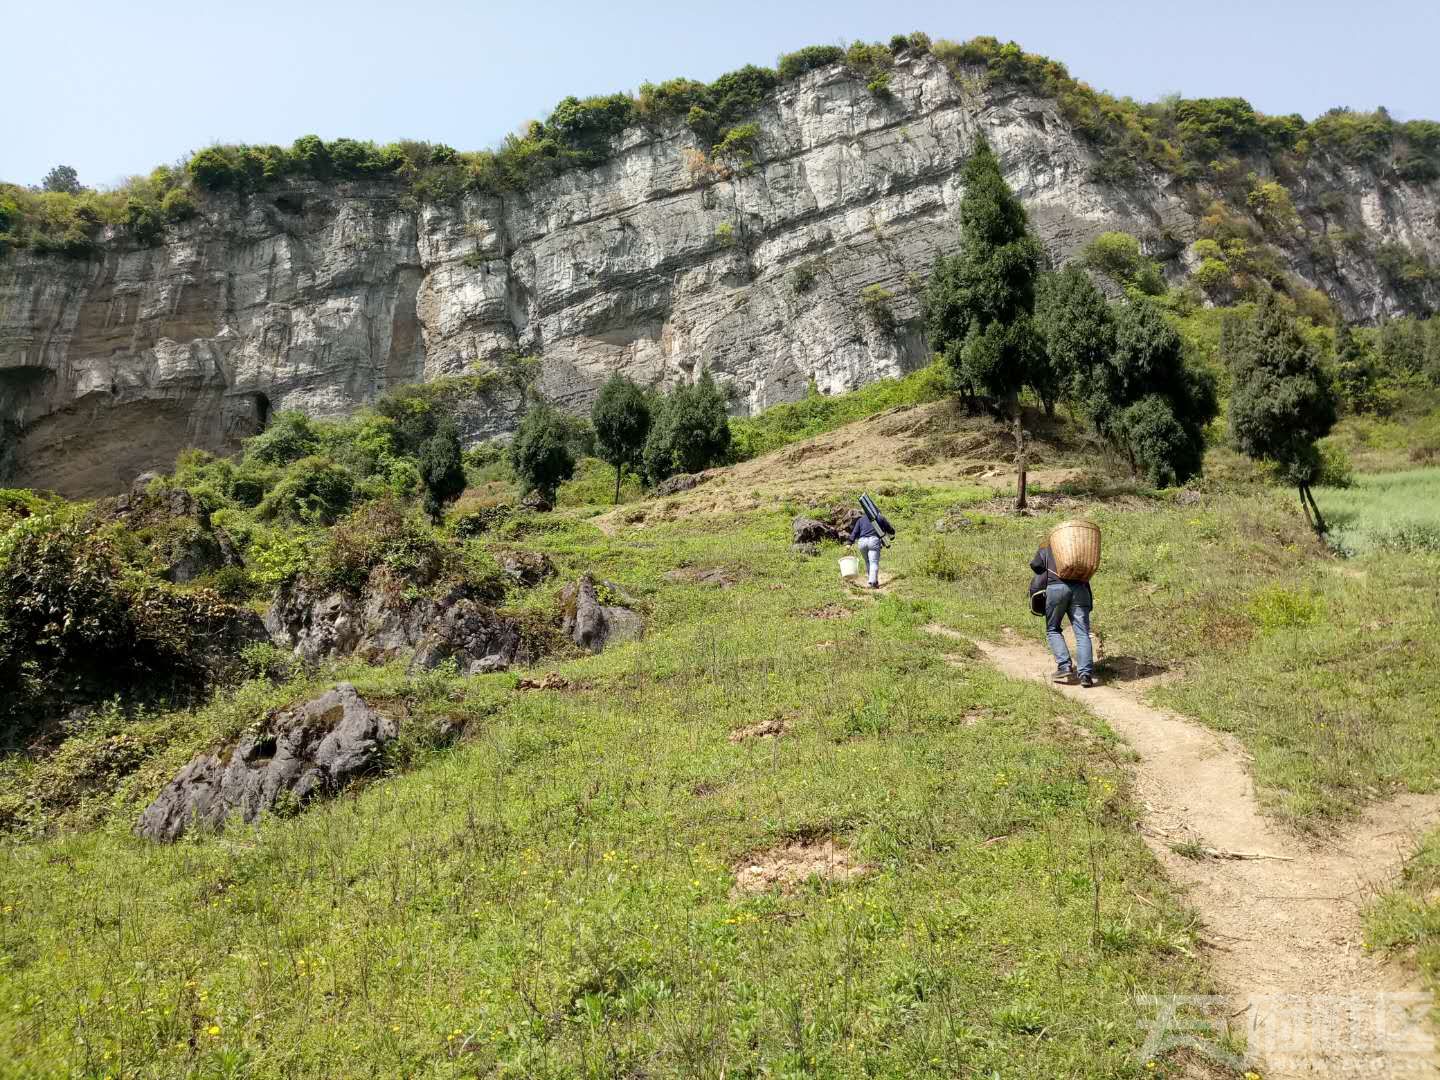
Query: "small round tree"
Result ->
[[924, 137, 1043, 507], [510, 402, 576, 508], [1229, 292, 1338, 534], [592, 374, 652, 502], [1077, 300, 1217, 487], [418, 419, 466, 522]]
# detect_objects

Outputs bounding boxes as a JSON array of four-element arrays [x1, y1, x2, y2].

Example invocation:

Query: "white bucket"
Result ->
[[839, 556, 860, 579]]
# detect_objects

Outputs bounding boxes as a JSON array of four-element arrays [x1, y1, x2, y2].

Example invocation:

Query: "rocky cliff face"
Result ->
[[3, 55, 1437, 496]]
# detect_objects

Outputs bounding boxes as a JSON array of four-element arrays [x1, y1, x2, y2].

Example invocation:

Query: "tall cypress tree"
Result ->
[[1229, 292, 1338, 535], [925, 138, 1043, 507]]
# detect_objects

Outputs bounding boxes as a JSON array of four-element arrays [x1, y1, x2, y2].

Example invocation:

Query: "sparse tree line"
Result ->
[[512, 371, 732, 506], [923, 137, 1432, 535]]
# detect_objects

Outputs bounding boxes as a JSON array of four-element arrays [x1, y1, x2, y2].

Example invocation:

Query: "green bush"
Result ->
[[860, 284, 897, 333], [256, 456, 354, 524], [246, 410, 321, 466], [0, 517, 248, 743], [314, 499, 445, 594], [777, 45, 844, 82]]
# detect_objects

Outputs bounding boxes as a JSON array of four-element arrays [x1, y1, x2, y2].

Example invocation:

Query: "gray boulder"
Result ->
[[653, 472, 709, 497], [497, 549, 555, 588], [265, 580, 531, 675], [793, 515, 840, 544], [560, 573, 643, 653], [135, 684, 396, 842]]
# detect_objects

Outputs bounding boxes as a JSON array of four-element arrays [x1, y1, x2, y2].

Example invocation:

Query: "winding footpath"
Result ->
[[927, 624, 1440, 1078]]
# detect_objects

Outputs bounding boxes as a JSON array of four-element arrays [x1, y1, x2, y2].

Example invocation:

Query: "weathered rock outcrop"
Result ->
[[560, 573, 644, 653], [265, 579, 533, 675], [135, 683, 394, 841], [3, 55, 1437, 495], [99, 471, 241, 583]]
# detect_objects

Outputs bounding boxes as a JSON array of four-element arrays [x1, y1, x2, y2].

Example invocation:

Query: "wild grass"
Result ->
[[6, 409, 1440, 1074], [0, 514, 1212, 1077], [728, 363, 949, 461], [1317, 467, 1440, 556]]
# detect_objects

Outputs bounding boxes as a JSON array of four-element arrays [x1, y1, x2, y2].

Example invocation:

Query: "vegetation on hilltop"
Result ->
[[4, 30, 1437, 271]]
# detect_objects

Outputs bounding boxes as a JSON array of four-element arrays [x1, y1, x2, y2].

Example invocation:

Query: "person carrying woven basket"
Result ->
[[1030, 543, 1096, 687]]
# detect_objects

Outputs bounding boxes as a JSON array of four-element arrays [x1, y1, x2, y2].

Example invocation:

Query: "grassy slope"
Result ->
[[4, 393, 1440, 1076], [0, 508, 1214, 1079]]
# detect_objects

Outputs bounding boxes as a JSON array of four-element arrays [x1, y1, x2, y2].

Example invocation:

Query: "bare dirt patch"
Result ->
[[731, 838, 871, 897], [728, 718, 787, 743], [807, 603, 854, 620], [949, 628, 1440, 1079], [664, 566, 740, 588], [515, 673, 591, 692]]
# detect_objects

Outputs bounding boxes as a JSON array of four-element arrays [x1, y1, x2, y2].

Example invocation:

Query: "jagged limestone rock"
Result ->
[[559, 573, 643, 653], [264, 580, 530, 675], [3, 56, 1436, 496], [135, 683, 395, 842]]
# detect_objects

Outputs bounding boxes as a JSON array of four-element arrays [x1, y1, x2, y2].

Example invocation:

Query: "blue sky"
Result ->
[[4, 0, 1437, 188]]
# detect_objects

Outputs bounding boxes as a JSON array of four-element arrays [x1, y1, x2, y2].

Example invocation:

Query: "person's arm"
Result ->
[[849, 517, 863, 543], [877, 513, 895, 536], [1030, 548, 1047, 575]]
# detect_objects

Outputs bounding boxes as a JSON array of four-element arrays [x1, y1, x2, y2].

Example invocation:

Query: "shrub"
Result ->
[[255, 456, 354, 524], [778, 45, 844, 81], [0, 518, 246, 742], [1082, 232, 1165, 295], [206, 564, 259, 602], [859, 284, 897, 333], [1314, 442, 1354, 488], [791, 262, 818, 293], [246, 410, 320, 466], [314, 499, 444, 594], [160, 187, 196, 222], [919, 539, 965, 581], [713, 123, 760, 167], [417, 420, 466, 522], [1192, 258, 1232, 293]]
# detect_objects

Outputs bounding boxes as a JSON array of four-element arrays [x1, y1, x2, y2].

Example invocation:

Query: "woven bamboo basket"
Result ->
[[1050, 520, 1101, 582]]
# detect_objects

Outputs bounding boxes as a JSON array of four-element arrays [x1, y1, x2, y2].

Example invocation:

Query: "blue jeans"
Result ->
[[856, 536, 881, 585], [1045, 581, 1094, 677]]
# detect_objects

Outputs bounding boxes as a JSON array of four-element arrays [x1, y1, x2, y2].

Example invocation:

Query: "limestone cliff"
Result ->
[[3, 54, 1437, 496]]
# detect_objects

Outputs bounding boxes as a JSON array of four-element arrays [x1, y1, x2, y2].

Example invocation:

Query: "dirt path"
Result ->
[[934, 627, 1440, 1078]]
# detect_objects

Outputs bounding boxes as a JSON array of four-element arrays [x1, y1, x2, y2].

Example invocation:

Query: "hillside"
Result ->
[[3, 34, 1439, 497], [4, 370, 1440, 1075]]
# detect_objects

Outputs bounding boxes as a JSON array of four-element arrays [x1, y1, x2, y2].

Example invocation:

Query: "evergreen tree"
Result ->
[[1229, 292, 1338, 535], [591, 374, 652, 502], [1034, 266, 1115, 415], [1078, 300, 1217, 487], [417, 420, 466, 522], [510, 402, 576, 507], [924, 138, 1043, 507], [642, 372, 732, 483], [41, 165, 81, 194], [1332, 322, 1377, 414]]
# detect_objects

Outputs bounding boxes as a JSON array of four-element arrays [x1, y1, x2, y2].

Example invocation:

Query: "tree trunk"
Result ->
[[614, 465, 623, 505], [1012, 395, 1028, 511], [1303, 483, 1328, 536], [1297, 485, 1316, 533]]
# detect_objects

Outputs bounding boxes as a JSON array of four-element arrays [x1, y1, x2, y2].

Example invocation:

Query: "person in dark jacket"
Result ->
[[1030, 544, 1096, 687], [849, 509, 893, 588]]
